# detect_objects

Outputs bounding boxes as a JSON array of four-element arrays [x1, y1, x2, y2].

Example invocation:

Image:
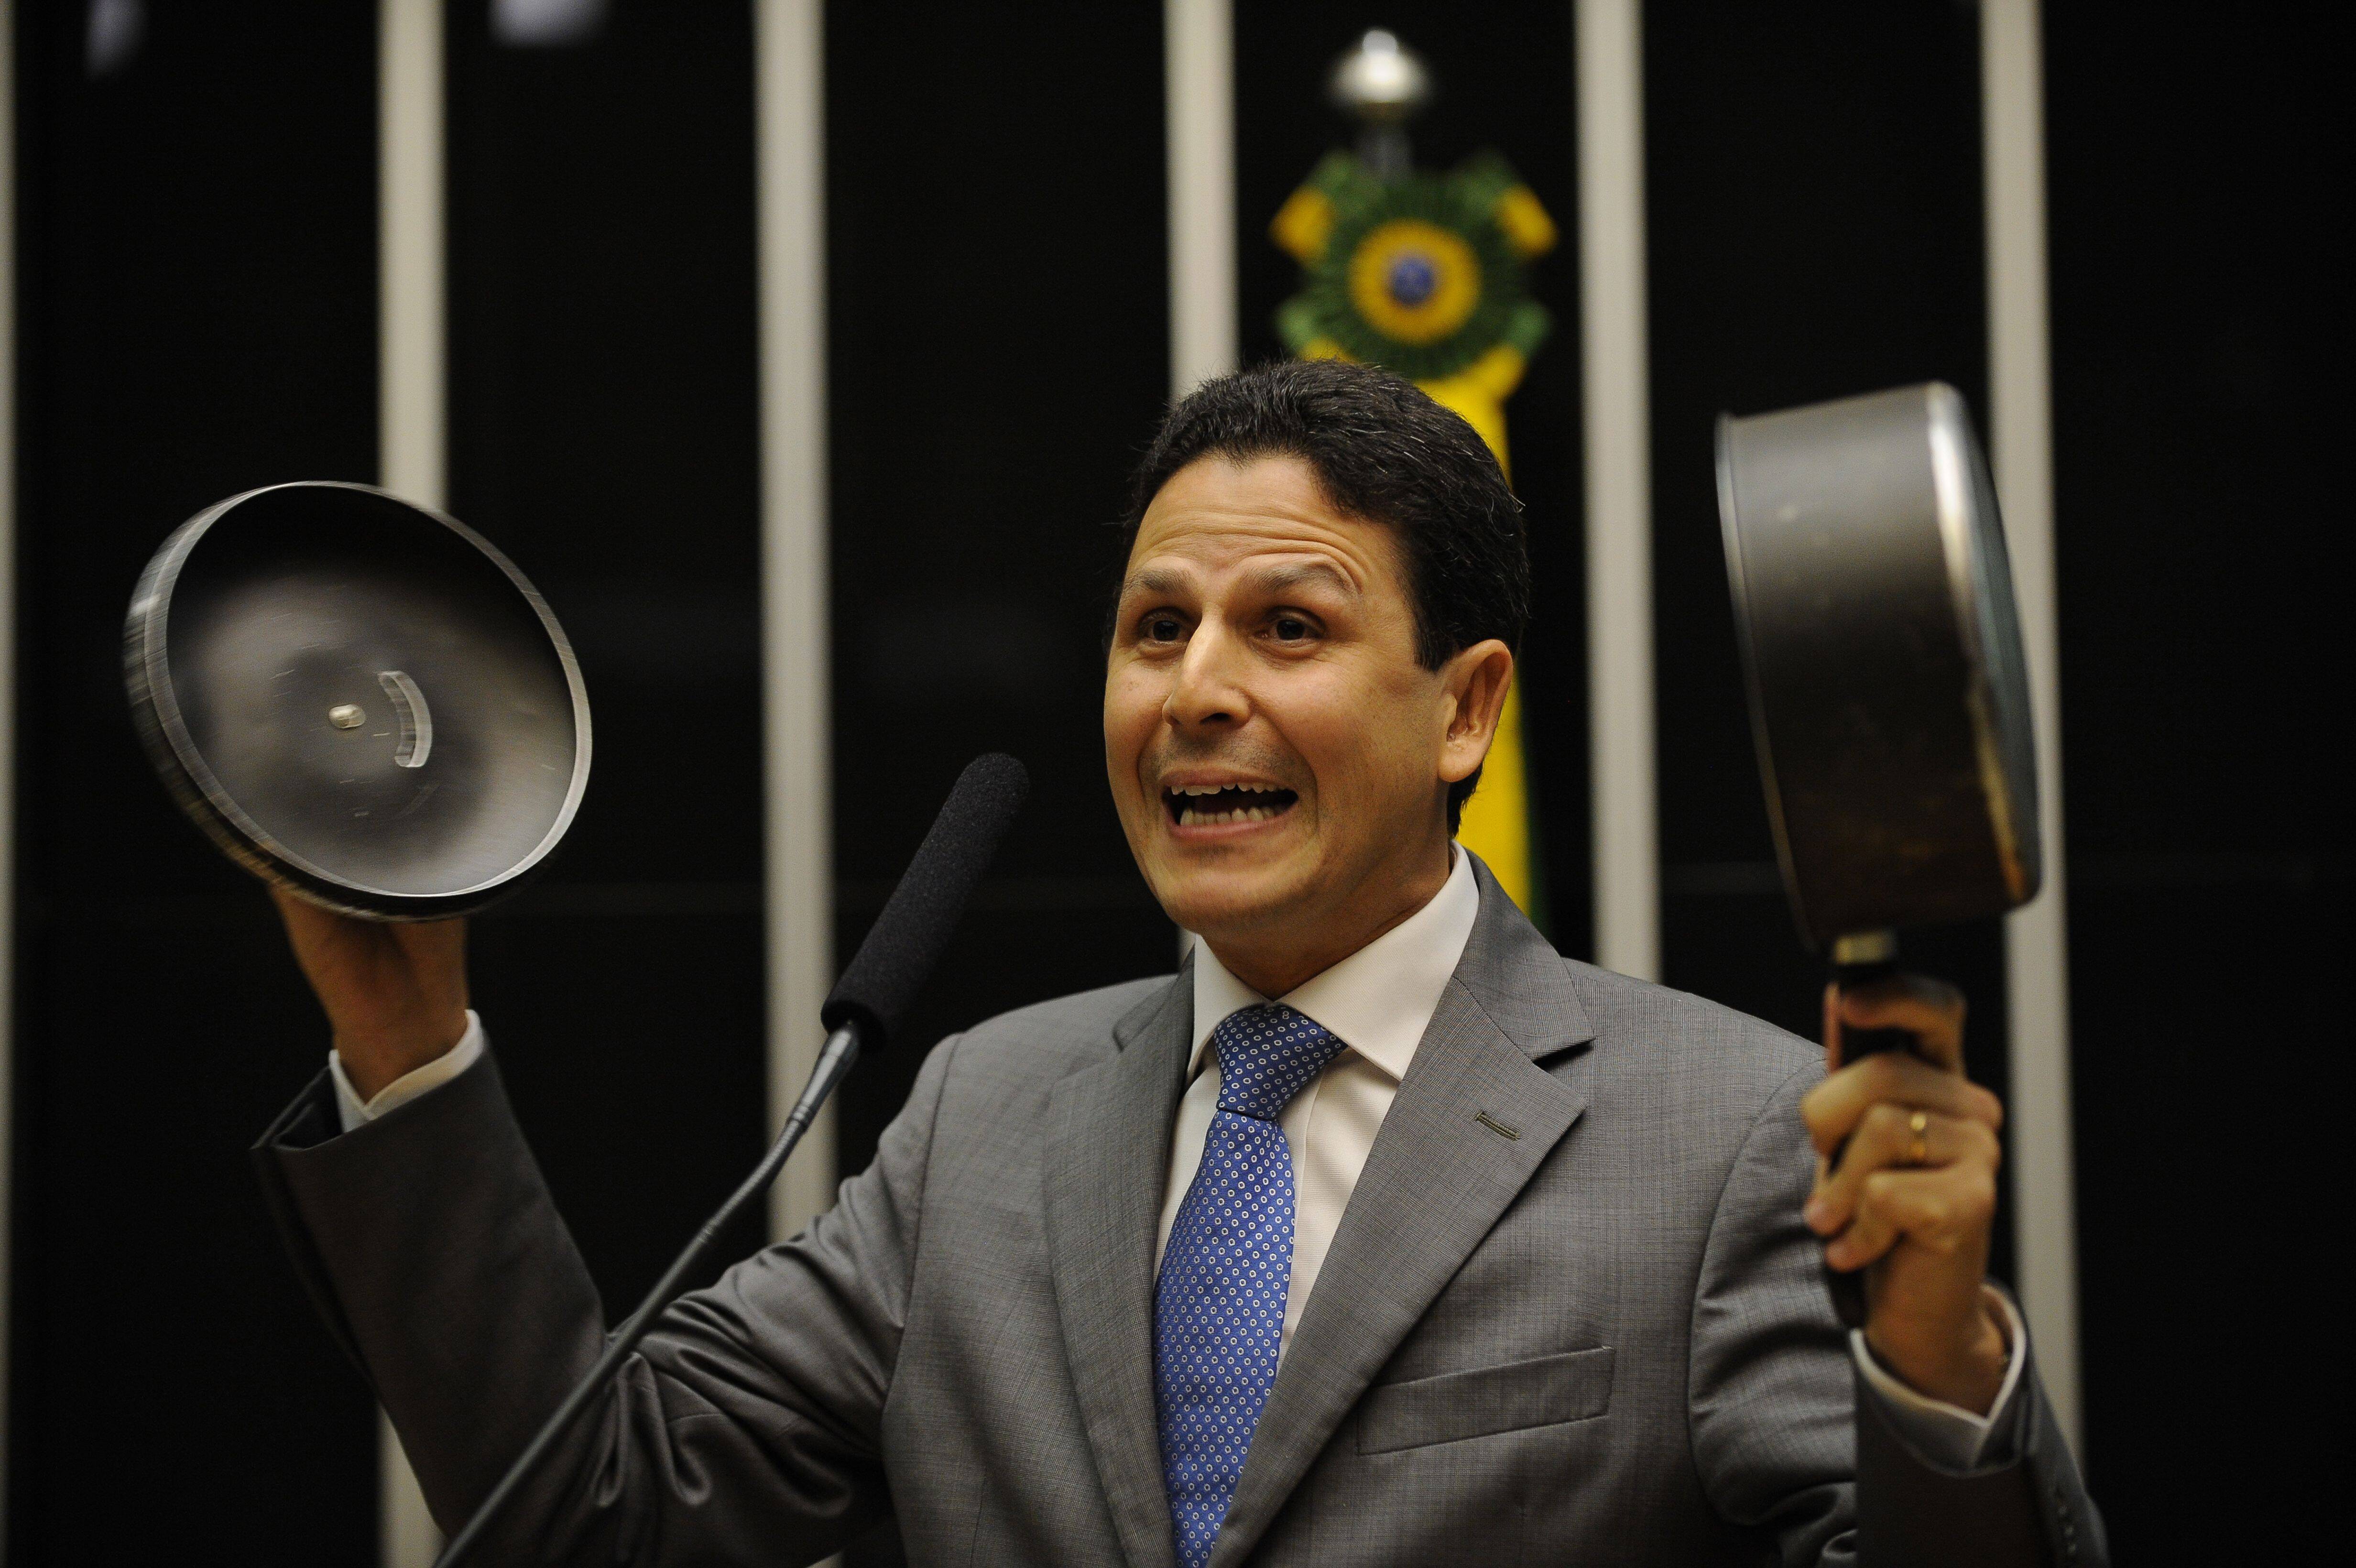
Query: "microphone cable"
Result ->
[[431, 753, 1029, 1566]]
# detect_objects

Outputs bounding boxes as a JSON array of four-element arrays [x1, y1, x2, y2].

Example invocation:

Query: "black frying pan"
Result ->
[[1716, 382, 2042, 1324], [126, 481, 591, 920]]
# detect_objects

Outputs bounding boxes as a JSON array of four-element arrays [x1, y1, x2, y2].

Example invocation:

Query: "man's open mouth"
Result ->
[[1163, 782, 1299, 827]]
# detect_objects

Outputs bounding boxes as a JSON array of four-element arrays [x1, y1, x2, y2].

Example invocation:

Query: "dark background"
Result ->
[[9, 4, 382, 1556], [6, 3, 2334, 1562], [823, 0, 1174, 1188], [2042, 7, 2334, 1553]]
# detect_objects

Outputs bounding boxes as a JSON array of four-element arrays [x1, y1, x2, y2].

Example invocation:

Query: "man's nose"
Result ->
[[1165, 623, 1250, 730]]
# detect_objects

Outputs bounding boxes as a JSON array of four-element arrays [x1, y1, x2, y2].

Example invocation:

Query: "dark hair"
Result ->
[[1115, 358, 1530, 832]]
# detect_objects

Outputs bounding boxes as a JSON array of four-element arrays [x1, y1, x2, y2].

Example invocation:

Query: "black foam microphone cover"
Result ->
[[821, 753, 1030, 1051]]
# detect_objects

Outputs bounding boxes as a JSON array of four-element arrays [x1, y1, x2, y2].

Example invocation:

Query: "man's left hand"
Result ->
[[1800, 976, 2011, 1413]]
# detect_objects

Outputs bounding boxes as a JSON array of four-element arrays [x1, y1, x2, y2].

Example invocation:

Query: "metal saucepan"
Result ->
[[1717, 382, 2042, 1323], [1718, 381, 2040, 953], [125, 481, 591, 920]]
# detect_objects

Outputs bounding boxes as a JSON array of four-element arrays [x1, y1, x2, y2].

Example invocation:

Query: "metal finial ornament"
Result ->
[[1328, 29, 1432, 180], [1328, 29, 1431, 120]]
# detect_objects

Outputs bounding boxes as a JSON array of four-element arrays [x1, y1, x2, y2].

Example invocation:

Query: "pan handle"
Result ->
[[1824, 929, 1925, 1328]]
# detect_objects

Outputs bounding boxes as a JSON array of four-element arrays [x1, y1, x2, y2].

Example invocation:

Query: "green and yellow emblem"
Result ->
[[1272, 149, 1556, 467]]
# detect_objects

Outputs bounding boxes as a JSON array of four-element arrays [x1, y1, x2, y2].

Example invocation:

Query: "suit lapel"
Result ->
[[1209, 861, 1598, 1566], [1043, 966, 1193, 1568]]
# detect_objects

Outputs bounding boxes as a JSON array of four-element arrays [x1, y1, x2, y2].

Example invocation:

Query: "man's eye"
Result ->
[[1272, 616, 1311, 642], [1144, 615, 1184, 642]]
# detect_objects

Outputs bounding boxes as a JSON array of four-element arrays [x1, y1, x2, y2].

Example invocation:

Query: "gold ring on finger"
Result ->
[[1906, 1109, 1931, 1166]]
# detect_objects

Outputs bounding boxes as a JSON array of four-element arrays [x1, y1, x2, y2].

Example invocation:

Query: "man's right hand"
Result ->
[[271, 884, 471, 1101]]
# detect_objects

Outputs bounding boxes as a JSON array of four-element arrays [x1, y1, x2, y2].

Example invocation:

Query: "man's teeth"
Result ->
[[1177, 802, 1285, 826], [1168, 783, 1292, 826]]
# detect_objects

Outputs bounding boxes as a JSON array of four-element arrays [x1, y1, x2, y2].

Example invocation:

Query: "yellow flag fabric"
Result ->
[[1457, 679, 1534, 911], [1408, 356, 1535, 916]]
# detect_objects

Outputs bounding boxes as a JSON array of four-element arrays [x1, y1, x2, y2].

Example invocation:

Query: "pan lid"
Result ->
[[1716, 382, 2039, 948], [125, 481, 591, 920]]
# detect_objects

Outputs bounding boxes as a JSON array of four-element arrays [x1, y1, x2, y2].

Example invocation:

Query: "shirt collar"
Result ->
[[1188, 845, 1481, 1086]]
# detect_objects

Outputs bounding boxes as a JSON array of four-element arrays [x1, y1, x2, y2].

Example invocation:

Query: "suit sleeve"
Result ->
[[255, 1035, 960, 1566], [1686, 1060, 2107, 1568]]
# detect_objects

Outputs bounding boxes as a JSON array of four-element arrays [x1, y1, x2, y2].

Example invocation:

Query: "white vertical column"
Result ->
[[1164, 0, 1235, 399], [755, 0, 835, 1241], [1983, 0, 2080, 1455], [383, 0, 445, 513], [378, 2, 447, 1560], [0, 0, 19, 1535], [1576, 0, 1659, 981]]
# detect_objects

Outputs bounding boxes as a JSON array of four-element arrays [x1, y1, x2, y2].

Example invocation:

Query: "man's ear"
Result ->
[[1437, 640, 1515, 785]]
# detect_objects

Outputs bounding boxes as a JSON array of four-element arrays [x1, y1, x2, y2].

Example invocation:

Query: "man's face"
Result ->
[[1104, 454, 1505, 969]]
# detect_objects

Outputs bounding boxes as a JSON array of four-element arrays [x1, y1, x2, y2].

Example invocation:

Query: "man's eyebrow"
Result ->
[[1117, 559, 1359, 599], [1119, 566, 1189, 599], [1249, 560, 1359, 598]]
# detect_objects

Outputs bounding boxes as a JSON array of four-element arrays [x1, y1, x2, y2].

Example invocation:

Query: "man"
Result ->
[[260, 360, 2103, 1565]]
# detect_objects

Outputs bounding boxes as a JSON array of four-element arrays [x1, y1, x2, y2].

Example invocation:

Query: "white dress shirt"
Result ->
[[330, 1010, 486, 1130], [333, 847, 2024, 1468]]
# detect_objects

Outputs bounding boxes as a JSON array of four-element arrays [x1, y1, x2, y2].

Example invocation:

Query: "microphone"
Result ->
[[433, 754, 1029, 1567], [822, 751, 1031, 1051]]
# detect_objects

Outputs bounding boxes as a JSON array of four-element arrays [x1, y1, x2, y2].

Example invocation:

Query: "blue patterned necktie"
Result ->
[[1154, 1003, 1345, 1568]]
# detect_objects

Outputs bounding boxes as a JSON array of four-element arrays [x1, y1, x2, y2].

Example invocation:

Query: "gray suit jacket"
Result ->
[[258, 860, 2104, 1566]]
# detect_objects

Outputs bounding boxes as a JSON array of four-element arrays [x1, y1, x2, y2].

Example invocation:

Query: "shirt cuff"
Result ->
[[1849, 1284, 2029, 1470], [329, 1012, 486, 1133]]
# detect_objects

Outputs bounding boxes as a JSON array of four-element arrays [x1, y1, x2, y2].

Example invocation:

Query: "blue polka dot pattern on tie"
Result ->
[[1154, 1004, 1345, 1568]]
